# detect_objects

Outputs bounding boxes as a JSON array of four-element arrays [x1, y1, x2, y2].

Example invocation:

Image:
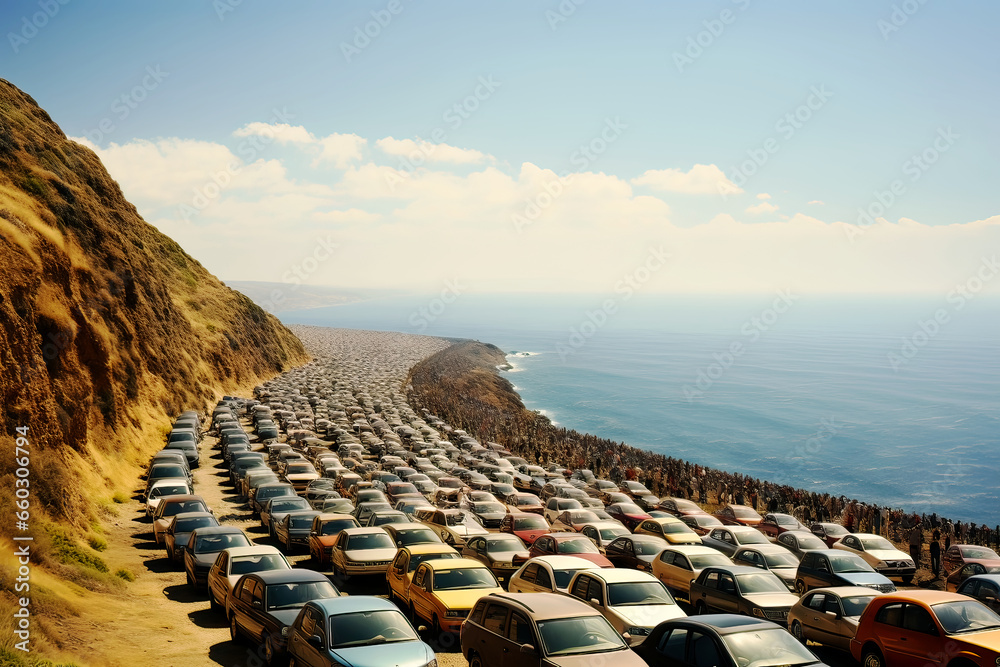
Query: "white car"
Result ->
[[508, 555, 600, 594], [650, 544, 734, 600], [206, 545, 290, 612], [144, 478, 191, 517], [415, 508, 488, 547], [832, 532, 916, 583], [564, 568, 686, 643]]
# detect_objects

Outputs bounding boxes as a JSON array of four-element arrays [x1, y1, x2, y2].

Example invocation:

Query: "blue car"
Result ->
[[794, 549, 897, 594], [286, 596, 435, 667]]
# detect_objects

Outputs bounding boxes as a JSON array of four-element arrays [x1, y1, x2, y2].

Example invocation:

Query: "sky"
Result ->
[[3, 1, 999, 294]]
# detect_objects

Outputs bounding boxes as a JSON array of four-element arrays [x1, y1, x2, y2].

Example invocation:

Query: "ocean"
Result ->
[[281, 293, 1000, 525]]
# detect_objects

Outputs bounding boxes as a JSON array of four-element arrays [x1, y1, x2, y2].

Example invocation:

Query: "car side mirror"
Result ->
[[590, 598, 601, 607], [622, 632, 632, 642], [252, 600, 262, 609], [307, 634, 324, 649], [825, 609, 840, 618], [417, 625, 428, 633], [520, 644, 538, 656]]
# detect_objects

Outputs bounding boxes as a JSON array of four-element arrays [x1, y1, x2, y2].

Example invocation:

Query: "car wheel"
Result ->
[[229, 614, 241, 643], [795, 579, 808, 595], [790, 620, 805, 644], [862, 646, 885, 667], [469, 654, 484, 667], [694, 600, 707, 615]]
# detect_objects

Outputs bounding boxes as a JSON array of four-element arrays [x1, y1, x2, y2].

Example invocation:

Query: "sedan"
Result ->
[[565, 568, 685, 642], [508, 555, 600, 594], [956, 574, 1000, 613], [701, 526, 771, 557], [680, 513, 725, 536], [634, 517, 701, 545], [328, 527, 398, 578], [651, 545, 734, 600], [207, 546, 291, 612], [549, 509, 601, 533], [713, 504, 763, 527], [635, 614, 825, 667], [689, 565, 799, 623], [757, 513, 808, 538], [468, 501, 508, 530], [461, 534, 530, 586], [498, 512, 551, 546], [787, 586, 882, 651], [832, 533, 916, 583], [274, 509, 321, 554], [152, 495, 211, 545], [794, 549, 897, 594], [732, 545, 801, 591], [580, 521, 632, 553], [604, 535, 670, 573], [261, 496, 311, 536], [810, 522, 851, 548], [227, 569, 340, 666], [307, 513, 362, 568], [502, 491, 544, 515], [605, 502, 652, 531], [407, 557, 504, 636], [656, 497, 709, 517], [184, 526, 252, 588], [381, 523, 443, 549], [943, 543, 1000, 578], [776, 530, 829, 560], [528, 532, 614, 568], [286, 596, 435, 667], [385, 543, 461, 605], [165, 511, 219, 561]]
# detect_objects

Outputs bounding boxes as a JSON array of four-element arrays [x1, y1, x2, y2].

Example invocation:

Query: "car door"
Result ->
[[410, 565, 433, 623], [798, 592, 836, 646], [718, 530, 737, 556], [209, 551, 229, 606], [605, 538, 629, 568], [388, 550, 409, 599], [477, 602, 510, 663], [501, 610, 537, 667], [880, 603, 945, 667], [715, 572, 741, 613], [289, 605, 326, 667]]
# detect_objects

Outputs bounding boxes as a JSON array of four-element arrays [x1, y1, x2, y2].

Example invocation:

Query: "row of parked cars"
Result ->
[[142, 393, 1000, 667]]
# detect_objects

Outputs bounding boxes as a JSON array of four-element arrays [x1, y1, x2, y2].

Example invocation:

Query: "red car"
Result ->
[[810, 522, 852, 548], [528, 532, 614, 568], [713, 504, 763, 527], [499, 512, 550, 546], [943, 544, 1000, 578], [757, 513, 808, 538], [605, 502, 651, 531], [656, 497, 709, 517]]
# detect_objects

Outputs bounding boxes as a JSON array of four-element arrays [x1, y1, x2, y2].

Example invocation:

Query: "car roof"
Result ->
[[310, 595, 398, 615], [172, 511, 214, 520], [224, 545, 282, 557], [341, 526, 393, 536], [703, 565, 764, 575], [190, 526, 245, 536], [481, 592, 601, 619], [876, 590, 977, 604], [664, 614, 779, 634], [316, 513, 357, 521], [582, 568, 659, 583], [160, 494, 203, 503], [736, 544, 797, 554], [802, 586, 885, 597], [548, 532, 588, 539], [422, 557, 487, 571], [246, 569, 332, 584], [582, 521, 627, 529], [664, 545, 729, 555], [524, 555, 601, 568], [644, 516, 684, 524], [403, 544, 459, 555]]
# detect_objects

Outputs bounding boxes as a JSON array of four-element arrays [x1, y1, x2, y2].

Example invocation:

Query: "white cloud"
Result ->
[[756, 193, 772, 200], [745, 201, 779, 215], [631, 164, 743, 195], [232, 122, 315, 144], [375, 137, 488, 164], [808, 199, 825, 205], [313, 133, 367, 168]]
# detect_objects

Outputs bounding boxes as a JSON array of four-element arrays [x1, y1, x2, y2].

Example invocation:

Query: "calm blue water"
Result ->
[[281, 294, 1000, 525]]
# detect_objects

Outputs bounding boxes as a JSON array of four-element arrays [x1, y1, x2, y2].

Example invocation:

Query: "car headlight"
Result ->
[[876, 561, 888, 569], [753, 608, 765, 617]]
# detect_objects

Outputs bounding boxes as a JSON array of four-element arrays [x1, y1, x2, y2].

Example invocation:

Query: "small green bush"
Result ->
[[88, 535, 108, 552], [114, 568, 135, 582], [47, 526, 108, 573], [112, 491, 129, 504]]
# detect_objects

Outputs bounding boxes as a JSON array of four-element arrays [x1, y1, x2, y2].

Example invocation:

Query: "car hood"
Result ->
[[344, 548, 397, 562], [612, 603, 687, 628], [447, 524, 488, 537], [838, 572, 892, 586], [866, 549, 912, 561], [665, 534, 701, 545], [953, 628, 1000, 652], [328, 639, 434, 667], [545, 648, 646, 667], [432, 588, 502, 610], [514, 529, 548, 544], [489, 550, 530, 564], [743, 592, 800, 607], [315, 535, 339, 546], [566, 553, 614, 568], [269, 608, 303, 627]]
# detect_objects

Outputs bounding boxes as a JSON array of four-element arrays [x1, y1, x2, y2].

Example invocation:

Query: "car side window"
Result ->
[[413, 567, 426, 588], [583, 527, 597, 540], [823, 596, 841, 616], [571, 575, 591, 600], [719, 574, 736, 595], [507, 612, 534, 646], [299, 607, 316, 636], [704, 572, 719, 588], [659, 550, 675, 565], [657, 627, 688, 660], [805, 593, 825, 611], [535, 567, 552, 590], [723, 532, 735, 544], [239, 579, 255, 603], [817, 557, 830, 573], [690, 630, 722, 667], [521, 563, 538, 584], [469, 600, 488, 625], [676, 555, 691, 570], [623, 541, 634, 555], [875, 602, 904, 628], [902, 604, 938, 635], [483, 603, 508, 634], [587, 579, 604, 605], [216, 552, 228, 571]]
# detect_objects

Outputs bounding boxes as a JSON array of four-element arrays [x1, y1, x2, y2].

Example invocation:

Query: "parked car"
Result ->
[[227, 569, 340, 665], [810, 522, 852, 548], [285, 596, 435, 667], [503, 492, 544, 515], [145, 479, 192, 517], [508, 555, 600, 594], [680, 513, 726, 536], [461, 592, 645, 667], [701, 526, 771, 557], [184, 526, 252, 588], [165, 511, 219, 561], [261, 496, 311, 536], [943, 544, 1000, 578], [787, 586, 882, 651], [604, 502, 653, 531], [381, 523, 443, 549], [776, 530, 829, 560], [731, 545, 801, 590], [713, 504, 763, 527], [307, 513, 361, 567], [407, 557, 503, 636], [656, 497, 709, 517], [206, 546, 291, 612], [565, 568, 685, 642], [468, 501, 509, 530], [543, 497, 584, 524], [152, 495, 211, 545], [850, 590, 1000, 667], [634, 614, 825, 667], [416, 508, 489, 547], [461, 534, 529, 587], [250, 482, 297, 517], [794, 549, 897, 594], [651, 545, 734, 600], [327, 527, 398, 579], [580, 521, 632, 553], [956, 574, 1000, 613], [689, 565, 799, 622], [757, 513, 808, 538], [634, 517, 702, 545], [832, 533, 916, 583], [386, 543, 461, 605], [528, 532, 614, 568], [604, 535, 670, 573], [499, 512, 551, 546]]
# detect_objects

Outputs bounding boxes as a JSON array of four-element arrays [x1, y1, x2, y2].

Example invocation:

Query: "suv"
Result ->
[[460, 592, 645, 667]]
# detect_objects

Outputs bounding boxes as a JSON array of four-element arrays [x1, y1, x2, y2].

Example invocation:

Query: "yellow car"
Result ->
[[386, 543, 461, 605], [406, 557, 503, 635], [634, 517, 701, 545]]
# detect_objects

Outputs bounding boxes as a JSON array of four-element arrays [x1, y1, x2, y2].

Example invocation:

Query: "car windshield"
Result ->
[[695, 516, 722, 526], [558, 538, 599, 555], [960, 547, 1000, 559], [858, 537, 895, 551], [327, 610, 419, 648], [230, 554, 288, 575], [433, 567, 497, 590], [446, 512, 469, 526], [823, 524, 849, 536], [515, 496, 540, 506], [601, 527, 630, 540], [774, 515, 798, 526], [735, 531, 769, 545], [320, 520, 356, 536], [271, 500, 308, 512], [346, 533, 395, 550], [691, 554, 734, 568], [840, 595, 877, 617], [176, 516, 217, 532], [932, 600, 1000, 634], [164, 501, 206, 517], [474, 503, 506, 514], [286, 463, 314, 474], [736, 573, 790, 594], [487, 536, 524, 552], [553, 567, 591, 589], [617, 504, 644, 515], [733, 508, 761, 519], [150, 485, 188, 498], [260, 487, 294, 499], [792, 534, 826, 550], [515, 517, 549, 531], [829, 554, 874, 573], [634, 539, 668, 556], [536, 616, 627, 656], [266, 581, 339, 610], [722, 628, 818, 667], [323, 501, 354, 512], [151, 465, 185, 478], [195, 533, 250, 553], [663, 523, 693, 535], [373, 513, 408, 526], [289, 515, 315, 529], [409, 552, 459, 572], [608, 581, 674, 606], [763, 552, 801, 568]]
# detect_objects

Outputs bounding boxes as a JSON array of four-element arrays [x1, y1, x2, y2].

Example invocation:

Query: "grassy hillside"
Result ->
[[0, 79, 307, 662]]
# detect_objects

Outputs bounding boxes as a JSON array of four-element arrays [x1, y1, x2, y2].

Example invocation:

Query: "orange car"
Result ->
[[306, 513, 360, 568], [851, 589, 1000, 667]]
